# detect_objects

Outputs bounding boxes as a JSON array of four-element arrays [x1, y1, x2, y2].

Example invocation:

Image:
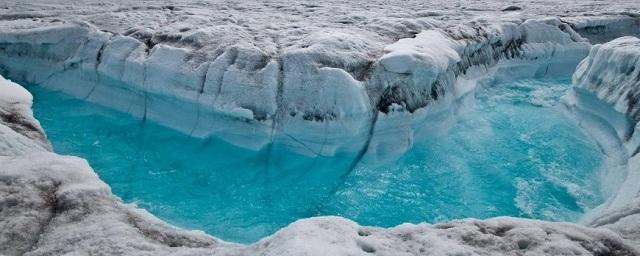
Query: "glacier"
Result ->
[[2, 0, 640, 255]]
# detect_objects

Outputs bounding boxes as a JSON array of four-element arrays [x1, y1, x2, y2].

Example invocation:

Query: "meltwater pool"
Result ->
[[27, 78, 605, 243]]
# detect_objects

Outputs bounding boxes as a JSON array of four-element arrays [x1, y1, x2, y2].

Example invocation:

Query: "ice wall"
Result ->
[[567, 36, 640, 247], [574, 37, 640, 132], [0, 16, 595, 160]]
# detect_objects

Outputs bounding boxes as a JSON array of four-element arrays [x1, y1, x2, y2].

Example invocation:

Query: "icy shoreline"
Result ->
[[1, 1, 640, 254]]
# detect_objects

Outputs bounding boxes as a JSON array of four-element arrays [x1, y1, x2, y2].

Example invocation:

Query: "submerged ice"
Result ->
[[28, 77, 605, 243]]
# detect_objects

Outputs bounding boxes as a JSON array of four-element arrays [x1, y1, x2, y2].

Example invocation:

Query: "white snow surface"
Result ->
[[2, 0, 640, 255]]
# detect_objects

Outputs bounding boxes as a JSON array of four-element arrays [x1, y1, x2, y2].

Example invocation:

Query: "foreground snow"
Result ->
[[1, 0, 640, 255]]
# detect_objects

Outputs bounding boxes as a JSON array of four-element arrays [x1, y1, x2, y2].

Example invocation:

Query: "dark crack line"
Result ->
[[335, 111, 378, 186], [141, 55, 150, 122], [294, 84, 339, 178], [189, 62, 211, 136], [212, 49, 239, 104], [82, 84, 98, 101], [309, 110, 379, 216], [95, 34, 114, 80], [260, 47, 284, 209], [26, 183, 61, 255], [264, 36, 285, 174], [119, 42, 140, 79]]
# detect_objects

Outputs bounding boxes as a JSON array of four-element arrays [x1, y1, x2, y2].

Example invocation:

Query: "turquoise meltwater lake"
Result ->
[[27, 78, 605, 243]]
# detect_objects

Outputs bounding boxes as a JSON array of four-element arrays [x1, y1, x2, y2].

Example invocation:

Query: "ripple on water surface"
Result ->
[[27, 78, 604, 243]]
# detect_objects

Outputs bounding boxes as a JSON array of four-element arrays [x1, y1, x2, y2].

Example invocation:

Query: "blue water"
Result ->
[[27, 78, 604, 243]]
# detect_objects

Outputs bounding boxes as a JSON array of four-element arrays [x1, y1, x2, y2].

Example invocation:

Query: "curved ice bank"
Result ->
[[0, 77, 638, 254], [0, 15, 616, 159], [565, 37, 640, 247]]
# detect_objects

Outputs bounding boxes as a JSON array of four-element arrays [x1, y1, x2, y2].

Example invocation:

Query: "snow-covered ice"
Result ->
[[1, 0, 640, 255]]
